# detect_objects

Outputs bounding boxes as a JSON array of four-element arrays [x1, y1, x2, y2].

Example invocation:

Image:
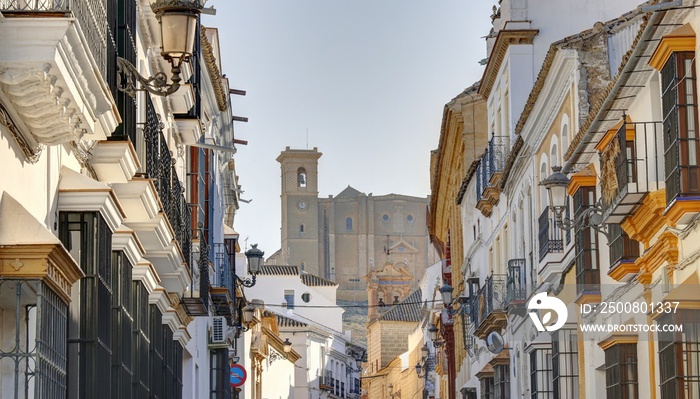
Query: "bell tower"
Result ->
[[276, 147, 322, 275]]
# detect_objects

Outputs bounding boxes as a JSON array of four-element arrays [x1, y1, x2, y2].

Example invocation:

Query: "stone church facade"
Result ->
[[268, 147, 438, 301]]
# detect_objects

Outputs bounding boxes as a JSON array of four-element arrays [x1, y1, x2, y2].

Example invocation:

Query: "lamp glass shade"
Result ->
[[283, 338, 292, 353], [245, 244, 264, 274], [415, 363, 422, 375], [242, 305, 254, 324], [548, 183, 568, 211], [541, 166, 570, 212], [421, 344, 429, 360], [158, 12, 198, 62], [355, 358, 362, 369], [388, 384, 393, 393], [428, 324, 438, 341], [439, 283, 453, 305]]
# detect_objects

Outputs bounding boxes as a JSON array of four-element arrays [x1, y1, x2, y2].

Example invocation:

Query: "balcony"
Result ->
[[475, 135, 509, 216], [320, 372, 334, 391], [538, 207, 564, 262], [0, 0, 119, 157], [110, 96, 192, 292], [598, 120, 663, 224], [607, 224, 641, 282], [472, 274, 507, 340], [505, 259, 526, 307], [210, 243, 234, 322]]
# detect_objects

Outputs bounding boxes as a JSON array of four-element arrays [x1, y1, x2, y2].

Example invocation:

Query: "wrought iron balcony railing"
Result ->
[[538, 207, 564, 261], [320, 372, 334, 391], [142, 96, 192, 268], [505, 259, 526, 307], [210, 243, 234, 320], [600, 120, 663, 223], [475, 135, 509, 201], [468, 274, 508, 339]]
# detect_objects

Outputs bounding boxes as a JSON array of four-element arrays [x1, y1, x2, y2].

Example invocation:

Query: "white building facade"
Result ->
[[0, 1, 252, 398]]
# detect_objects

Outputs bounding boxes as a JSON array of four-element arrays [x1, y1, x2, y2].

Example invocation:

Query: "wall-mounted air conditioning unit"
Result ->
[[209, 316, 228, 348]]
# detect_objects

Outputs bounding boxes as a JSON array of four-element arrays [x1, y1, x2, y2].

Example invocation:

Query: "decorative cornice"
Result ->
[[478, 29, 539, 100], [567, 164, 597, 196], [665, 197, 700, 226], [620, 190, 667, 247], [634, 231, 678, 280], [200, 26, 227, 112], [649, 24, 696, 71], [598, 335, 638, 351], [456, 159, 480, 205], [0, 243, 84, 303]]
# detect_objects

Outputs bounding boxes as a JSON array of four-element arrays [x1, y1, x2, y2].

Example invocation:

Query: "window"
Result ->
[[552, 329, 579, 399], [302, 292, 311, 302], [573, 187, 600, 293], [346, 217, 353, 231], [494, 364, 510, 399], [300, 224, 304, 233], [284, 290, 295, 309], [604, 343, 638, 399], [658, 311, 700, 399], [112, 251, 134, 398], [298, 168, 307, 188], [530, 348, 553, 399], [210, 348, 230, 399], [607, 224, 640, 267], [480, 376, 494, 399], [662, 51, 700, 202], [59, 212, 113, 398]]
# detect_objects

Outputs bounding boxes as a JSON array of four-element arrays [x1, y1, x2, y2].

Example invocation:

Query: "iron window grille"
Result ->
[[480, 376, 494, 399], [494, 364, 510, 399], [0, 279, 69, 399], [552, 329, 579, 399], [662, 51, 700, 205], [604, 343, 639, 399], [530, 348, 553, 399], [658, 311, 700, 399], [210, 348, 231, 399], [112, 251, 135, 399], [59, 212, 113, 399], [573, 187, 600, 295], [538, 207, 564, 262], [607, 224, 640, 268]]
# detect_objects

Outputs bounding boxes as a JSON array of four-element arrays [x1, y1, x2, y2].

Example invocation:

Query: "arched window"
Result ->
[[540, 158, 549, 211], [346, 217, 353, 231], [561, 114, 570, 154], [550, 135, 560, 168], [297, 168, 307, 188]]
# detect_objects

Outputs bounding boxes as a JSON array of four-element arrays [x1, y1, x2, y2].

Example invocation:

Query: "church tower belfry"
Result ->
[[276, 147, 323, 275]]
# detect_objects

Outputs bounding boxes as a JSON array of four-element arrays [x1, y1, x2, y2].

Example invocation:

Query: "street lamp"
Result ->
[[283, 338, 292, 354], [117, 0, 206, 97], [540, 166, 607, 235], [439, 282, 454, 306], [427, 324, 444, 348], [241, 244, 264, 287], [415, 347, 434, 399]]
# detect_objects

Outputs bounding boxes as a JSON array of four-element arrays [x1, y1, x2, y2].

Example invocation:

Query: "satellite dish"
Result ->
[[486, 331, 505, 354]]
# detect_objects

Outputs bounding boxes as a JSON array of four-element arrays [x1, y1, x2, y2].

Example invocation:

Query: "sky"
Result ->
[[203, 0, 494, 255]]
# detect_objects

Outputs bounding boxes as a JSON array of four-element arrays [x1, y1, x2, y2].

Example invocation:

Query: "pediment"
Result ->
[[388, 239, 418, 254]]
